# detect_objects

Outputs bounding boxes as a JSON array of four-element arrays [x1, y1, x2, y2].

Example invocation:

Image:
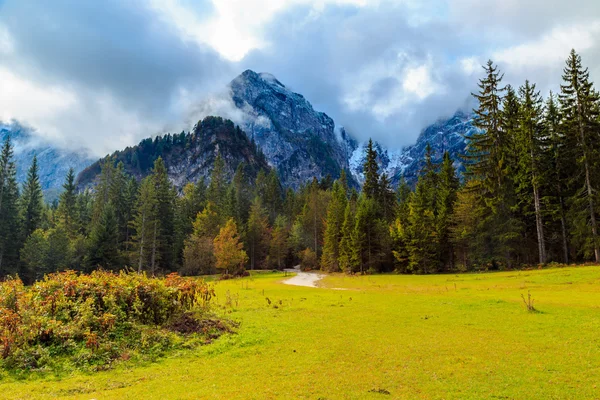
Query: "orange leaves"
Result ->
[[0, 271, 213, 359]]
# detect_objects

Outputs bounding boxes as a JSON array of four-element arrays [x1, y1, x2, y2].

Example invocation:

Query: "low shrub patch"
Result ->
[[0, 271, 231, 375]]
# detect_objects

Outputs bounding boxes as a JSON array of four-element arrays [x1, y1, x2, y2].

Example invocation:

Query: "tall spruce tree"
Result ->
[[437, 152, 459, 271], [516, 80, 547, 263], [20, 155, 44, 240], [0, 137, 21, 275], [132, 176, 159, 273], [87, 203, 119, 270], [544, 92, 570, 263], [57, 168, 78, 239], [559, 49, 600, 262], [363, 139, 380, 199], [246, 196, 270, 270], [466, 60, 520, 267], [207, 154, 227, 218], [321, 180, 347, 272], [152, 157, 176, 271]]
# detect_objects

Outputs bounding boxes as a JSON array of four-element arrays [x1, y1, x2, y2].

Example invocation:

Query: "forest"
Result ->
[[0, 49, 599, 281]]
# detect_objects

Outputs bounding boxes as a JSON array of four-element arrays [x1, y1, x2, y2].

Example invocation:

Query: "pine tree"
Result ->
[[378, 173, 396, 222], [152, 157, 176, 270], [544, 92, 570, 263], [559, 49, 600, 262], [264, 170, 283, 222], [207, 154, 227, 218], [363, 139, 380, 199], [437, 152, 459, 270], [390, 177, 412, 272], [466, 60, 520, 267], [269, 215, 289, 270], [405, 168, 438, 273], [247, 196, 270, 270], [321, 180, 347, 272], [87, 203, 119, 270], [57, 168, 79, 239], [0, 137, 21, 276], [353, 195, 383, 273], [338, 201, 357, 273], [132, 177, 158, 273], [20, 155, 44, 240], [516, 80, 547, 263]]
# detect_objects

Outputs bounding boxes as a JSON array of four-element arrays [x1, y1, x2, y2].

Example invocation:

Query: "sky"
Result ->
[[0, 0, 599, 156]]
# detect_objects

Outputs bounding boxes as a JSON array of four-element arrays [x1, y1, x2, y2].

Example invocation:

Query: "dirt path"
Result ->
[[283, 267, 324, 288]]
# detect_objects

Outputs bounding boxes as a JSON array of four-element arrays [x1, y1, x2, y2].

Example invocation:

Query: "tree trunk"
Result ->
[[559, 196, 569, 264], [577, 95, 600, 262], [583, 157, 599, 262], [532, 182, 546, 264], [151, 221, 157, 276], [138, 213, 146, 273]]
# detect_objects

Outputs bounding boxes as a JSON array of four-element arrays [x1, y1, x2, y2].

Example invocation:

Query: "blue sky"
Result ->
[[0, 0, 599, 156]]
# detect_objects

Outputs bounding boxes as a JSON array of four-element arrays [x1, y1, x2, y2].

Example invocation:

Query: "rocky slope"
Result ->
[[348, 111, 477, 186], [76, 116, 270, 190], [0, 122, 93, 201], [229, 70, 355, 188]]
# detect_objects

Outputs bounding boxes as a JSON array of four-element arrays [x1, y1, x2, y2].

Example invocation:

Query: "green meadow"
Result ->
[[2, 266, 600, 399]]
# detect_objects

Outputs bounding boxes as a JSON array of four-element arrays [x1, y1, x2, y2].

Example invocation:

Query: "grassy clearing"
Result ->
[[2, 266, 600, 399]]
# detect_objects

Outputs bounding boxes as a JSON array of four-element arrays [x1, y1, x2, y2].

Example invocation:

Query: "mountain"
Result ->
[[76, 70, 476, 192], [348, 111, 477, 186], [0, 122, 93, 201], [76, 116, 270, 190], [229, 70, 355, 188]]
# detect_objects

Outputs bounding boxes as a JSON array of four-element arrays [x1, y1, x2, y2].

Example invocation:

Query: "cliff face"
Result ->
[[76, 116, 270, 190], [229, 70, 355, 188]]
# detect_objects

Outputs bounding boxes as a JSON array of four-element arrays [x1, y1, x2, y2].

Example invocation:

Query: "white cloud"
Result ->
[[0, 67, 76, 140], [0, 67, 161, 155], [493, 22, 600, 69], [402, 64, 438, 100], [149, 0, 371, 61]]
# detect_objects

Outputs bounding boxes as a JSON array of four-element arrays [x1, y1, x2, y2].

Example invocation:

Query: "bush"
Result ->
[[0, 271, 224, 374], [299, 248, 318, 271]]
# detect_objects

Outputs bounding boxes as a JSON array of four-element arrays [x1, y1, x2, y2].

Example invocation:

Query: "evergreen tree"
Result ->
[[378, 173, 396, 223], [404, 169, 438, 273], [152, 157, 176, 270], [87, 203, 119, 270], [264, 170, 283, 223], [247, 196, 270, 270], [516, 80, 547, 263], [57, 168, 78, 239], [363, 139, 380, 199], [20, 155, 44, 240], [338, 201, 358, 273], [0, 137, 21, 276], [559, 49, 600, 262], [269, 215, 289, 270], [207, 154, 227, 217], [466, 60, 520, 267], [353, 195, 383, 273], [544, 92, 570, 263], [437, 152, 459, 270], [321, 180, 347, 272], [132, 177, 159, 273]]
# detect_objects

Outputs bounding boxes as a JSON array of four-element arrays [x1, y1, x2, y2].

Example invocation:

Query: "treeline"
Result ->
[[0, 49, 598, 280]]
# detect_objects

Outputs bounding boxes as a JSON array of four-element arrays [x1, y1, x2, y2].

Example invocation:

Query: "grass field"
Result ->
[[2, 266, 600, 399]]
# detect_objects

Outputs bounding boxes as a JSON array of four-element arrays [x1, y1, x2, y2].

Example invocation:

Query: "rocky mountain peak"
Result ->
[[229, 70, 353, 188]]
